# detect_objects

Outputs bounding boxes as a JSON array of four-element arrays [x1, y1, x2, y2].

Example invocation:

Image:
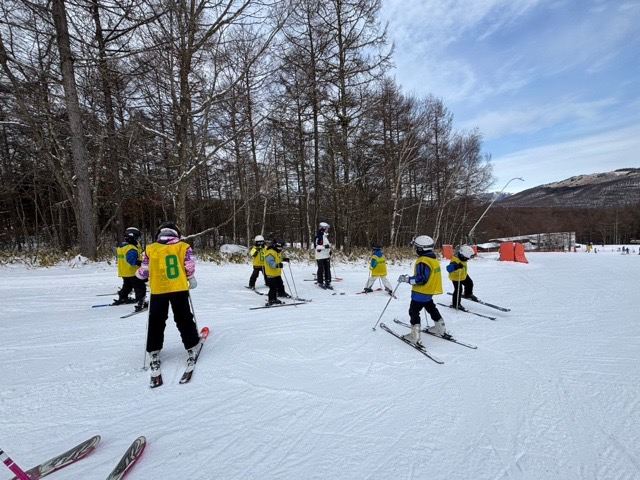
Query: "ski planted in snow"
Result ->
[[292, 297, 312, 302], [393, 319, 477, 349], [120, 307, 147, 319], [379, 323, 444, 364], [250, 302, 307, 310], [179, 326, 210, 384], [447, 292, 510, 312], [7, 435, 100, 480], [245, 286, 267, 295], [105, 436, 146, 480], [356, 288, 383, 294], [437, 303, 496, 320]]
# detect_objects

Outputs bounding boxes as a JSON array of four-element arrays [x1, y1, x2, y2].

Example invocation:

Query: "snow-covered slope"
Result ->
[[498, 168, 640, 208], [1, 251, 639, 479]]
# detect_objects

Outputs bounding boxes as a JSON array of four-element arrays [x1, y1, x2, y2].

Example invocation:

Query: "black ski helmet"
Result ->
[[156, 221, 181, 239], [271, 239, 284, 251], [124, 227, 141, 243]]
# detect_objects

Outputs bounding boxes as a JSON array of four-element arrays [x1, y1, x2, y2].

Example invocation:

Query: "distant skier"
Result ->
[[448, 245, 476, 311], [263, 239, 291, 305], [362, 244, 393, 295], [397, 235, 447, 345], [314, 221, 332, 289], [114, 227, 147, 311], [247, 235, 266, 289], [136, 222, 201, 379]]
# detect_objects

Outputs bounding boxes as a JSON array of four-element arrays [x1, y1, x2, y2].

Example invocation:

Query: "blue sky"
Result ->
[[380, 0, 640, 192]]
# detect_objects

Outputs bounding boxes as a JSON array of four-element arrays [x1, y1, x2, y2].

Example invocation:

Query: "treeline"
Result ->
[[0, 0, 493, 258], [479, 206, 640, 245]]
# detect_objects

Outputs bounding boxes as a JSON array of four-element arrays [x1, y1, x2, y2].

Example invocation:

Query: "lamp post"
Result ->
[[468, 177, 524, 244]]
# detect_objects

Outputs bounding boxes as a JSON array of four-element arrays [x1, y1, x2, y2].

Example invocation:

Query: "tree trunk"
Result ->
[[51, 0, 96, 258]]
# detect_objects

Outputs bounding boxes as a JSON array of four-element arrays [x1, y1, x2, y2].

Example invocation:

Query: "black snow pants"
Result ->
[[409, 299, 442, 326], [248, 266, 265, 288], [146, 290, 200, 352], [266, 276, 287, 303], [316, 258, 331, 286], [119, 276, 146, 302], [451, 276, 474, 307]]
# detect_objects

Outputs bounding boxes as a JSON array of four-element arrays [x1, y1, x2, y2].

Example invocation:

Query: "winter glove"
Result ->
[[282, 257, 290, 263], [397, 274, 410, 283], [277, 262, 284, 268], [188, 277, 197, 289], [324, 244, 331, 249]]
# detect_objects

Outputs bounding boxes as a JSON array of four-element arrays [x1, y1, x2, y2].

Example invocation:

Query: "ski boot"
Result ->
[[112, 297, 133, 306], [135, 300, 148, 312], [450, 303, 467, 311], [186, 341, 203, 367], [363, 288, 373, 293], [463, 294, 478, 302], [385, 288, 393, 296], [427, 319, 447, 336], [149, 350, 161, 375], [324, 283, 333, 290], [267, 299, 284, 306], [402, 324, 423, 346]]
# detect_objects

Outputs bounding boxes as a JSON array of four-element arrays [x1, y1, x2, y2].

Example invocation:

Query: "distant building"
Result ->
[[487, 232, 576, 252]]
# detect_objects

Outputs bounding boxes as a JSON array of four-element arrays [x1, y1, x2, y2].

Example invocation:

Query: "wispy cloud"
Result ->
[[490, 125, 640, 191], [460, 98, 618, 139]]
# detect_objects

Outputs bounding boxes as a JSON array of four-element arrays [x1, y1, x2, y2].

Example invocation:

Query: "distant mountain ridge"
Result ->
[[496, 168, 640, 208]]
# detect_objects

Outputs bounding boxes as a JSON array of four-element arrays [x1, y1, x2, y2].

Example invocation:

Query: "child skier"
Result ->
[[136, 222, 201, 382], [114, 227, 147, 311], [397, 235, 447, 345], [263, 240, 291, 305], [248, 235, 266, 289], [448, 245, 476, 310], [363, 244, 393, 295], [314, 221, 332, 289]]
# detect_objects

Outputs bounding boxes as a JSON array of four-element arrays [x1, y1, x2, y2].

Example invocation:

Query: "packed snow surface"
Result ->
[[1, 250, 639, 479]]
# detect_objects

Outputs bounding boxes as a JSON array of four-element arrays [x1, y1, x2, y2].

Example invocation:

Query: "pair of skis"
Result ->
[[2, 435, 145, 480], [446, 292, 511, 312], [150, 326, 210, 388], [437, 303, 497, 320], [378, 319, 478, 365], [249, 299, 310, 310]]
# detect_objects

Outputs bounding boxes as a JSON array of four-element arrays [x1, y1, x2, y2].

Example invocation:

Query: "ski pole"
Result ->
[[0, 448, 30, 480], [142, 309, 150, 370], [287, 263, 299, 299], [188, 293, 199, 331], [371, 282, 401, 331], [282, 268, 296, 305]]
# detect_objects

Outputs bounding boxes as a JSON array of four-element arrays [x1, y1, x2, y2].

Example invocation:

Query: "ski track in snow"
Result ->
[[1, 252, 639, 479]]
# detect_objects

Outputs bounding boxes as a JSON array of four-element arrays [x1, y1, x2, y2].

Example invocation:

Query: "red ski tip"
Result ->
[[200, 327, 210, 340]]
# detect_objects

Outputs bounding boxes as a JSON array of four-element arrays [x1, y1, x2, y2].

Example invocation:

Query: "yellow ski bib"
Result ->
[[448, 256, 468, 281], [411, 256, 443, 296], [117, 244, 141, 278], [263, 248, 282, 278], [370, 254, 388, 276], [146, 242, 190, 294]]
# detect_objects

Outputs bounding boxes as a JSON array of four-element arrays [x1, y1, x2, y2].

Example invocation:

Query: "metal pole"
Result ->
[[287, 263, 299, 299], [371, 282, 402, 331], [468, 177, 524, 243], [142, 307, 150, 370]]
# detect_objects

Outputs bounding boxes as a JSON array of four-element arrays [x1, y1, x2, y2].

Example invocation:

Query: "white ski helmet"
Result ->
[[254, 235, 265, 243], [458, 245, 474, 260], [412, 235, 434, 254], [319, 222, 330, 230]]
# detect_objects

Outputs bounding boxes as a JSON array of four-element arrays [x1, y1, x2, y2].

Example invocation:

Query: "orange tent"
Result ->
[[442, 244, 454, 259], [514, 243, 529, 263], [499, 242, 515, 261], [499, 242, 528, 263]]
